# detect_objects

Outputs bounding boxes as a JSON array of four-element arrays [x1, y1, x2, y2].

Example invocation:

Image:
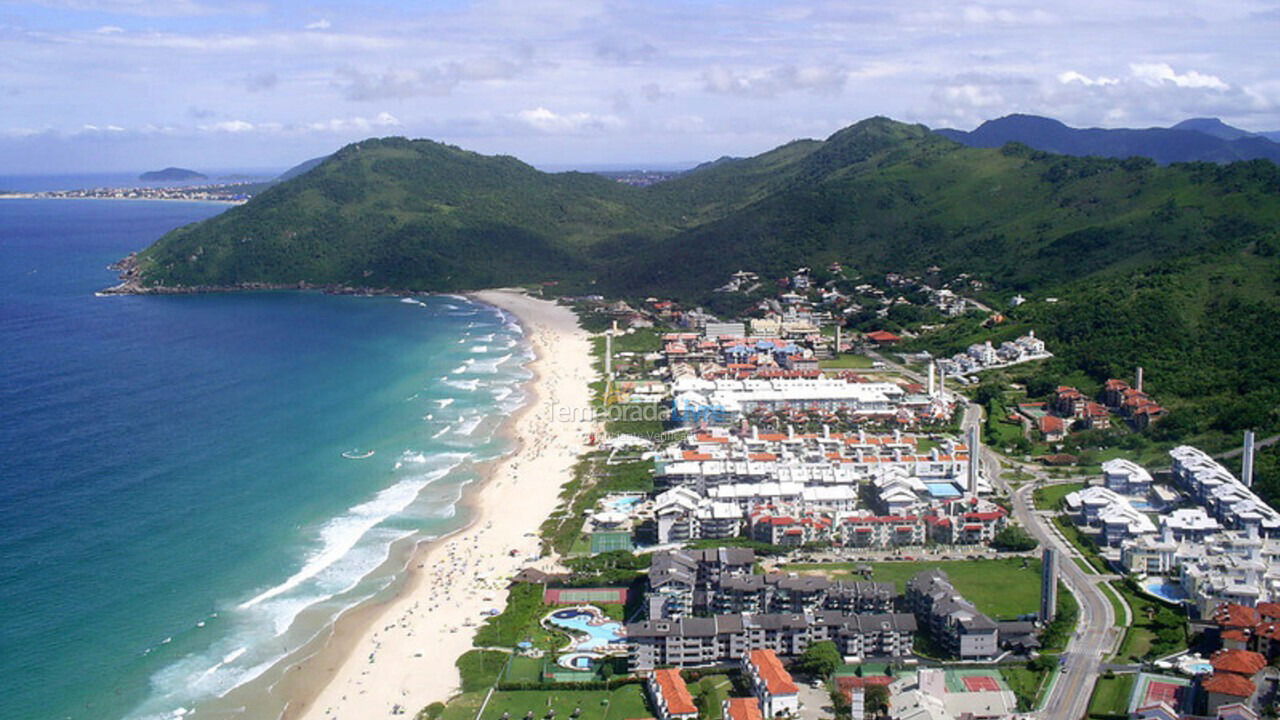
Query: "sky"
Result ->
[[1, 0, 1279, 174]]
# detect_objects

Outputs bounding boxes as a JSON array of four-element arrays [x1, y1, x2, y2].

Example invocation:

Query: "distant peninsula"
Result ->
[[139, 167, 207, 182]]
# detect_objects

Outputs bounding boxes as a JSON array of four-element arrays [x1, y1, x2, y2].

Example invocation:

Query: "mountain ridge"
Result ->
[[936, 113, 1280, 164]]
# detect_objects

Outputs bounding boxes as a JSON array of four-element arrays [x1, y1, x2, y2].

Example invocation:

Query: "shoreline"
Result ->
[[0, 193, 243, 205], [259, 289, 596, 720]]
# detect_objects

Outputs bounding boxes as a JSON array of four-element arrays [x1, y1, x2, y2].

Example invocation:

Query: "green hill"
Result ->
[[128, 118, 1280, 470]]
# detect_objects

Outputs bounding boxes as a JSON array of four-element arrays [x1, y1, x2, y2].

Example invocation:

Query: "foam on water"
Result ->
[[442, 377, 481, 391], [238, 458, 463, 610]]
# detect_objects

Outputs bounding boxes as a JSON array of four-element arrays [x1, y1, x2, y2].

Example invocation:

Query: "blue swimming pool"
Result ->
[[1146, 581, 1188, 602], [546, 608, 625, 651], [925, 482, 962, 498], [603, 496, 643, 513]]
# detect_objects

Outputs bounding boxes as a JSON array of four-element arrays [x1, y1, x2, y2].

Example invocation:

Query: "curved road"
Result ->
[[867, 348, 1117, 720], [962, 404, 1118, 720]]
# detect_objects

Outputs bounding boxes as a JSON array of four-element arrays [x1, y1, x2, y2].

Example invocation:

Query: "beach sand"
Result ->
[[284, 289, 597, 720]]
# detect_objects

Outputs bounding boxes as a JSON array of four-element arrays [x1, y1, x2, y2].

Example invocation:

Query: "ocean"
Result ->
[[0, 198, 532, 720]]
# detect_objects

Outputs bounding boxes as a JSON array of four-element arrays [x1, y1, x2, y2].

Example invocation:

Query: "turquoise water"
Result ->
[[546, 608, 625, 651], [925, 482, 962, 498], [1145, 581, 1189, 602], [0, 199, 531, 720]]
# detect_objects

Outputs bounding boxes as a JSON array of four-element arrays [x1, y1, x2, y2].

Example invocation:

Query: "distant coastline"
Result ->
[[1, 185, 251, 204]]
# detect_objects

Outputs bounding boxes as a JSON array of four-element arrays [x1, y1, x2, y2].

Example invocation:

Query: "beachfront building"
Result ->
[[744, 649, 799, 717], [906, 570, 999, 660], [647, 668, 699, 720], [625, 610, 917, 671], [672, 377, 907, 426]]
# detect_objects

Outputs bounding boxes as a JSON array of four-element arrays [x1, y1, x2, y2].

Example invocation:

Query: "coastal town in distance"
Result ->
[[371, 265, 1276, 720]]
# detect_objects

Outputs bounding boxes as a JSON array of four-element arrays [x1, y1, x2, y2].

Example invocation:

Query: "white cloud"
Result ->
[[334, 57, 521, 101], [1057, 71, 1118, 87], [305, 112, 401, 133], [304, 19, 331, 31], [199, 119, 255, 133], [702, 65, 848, 97], [515, 107, 621, 133], [93, 25, 125, 34], [1129, 62, 1229, 90]]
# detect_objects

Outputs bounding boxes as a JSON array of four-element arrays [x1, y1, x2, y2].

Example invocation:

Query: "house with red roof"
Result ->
[[1037, 414, 1067, 442], [744, 649, 799, 717], [647, 668, 698, 720], [1199, 649, 1267, 714], [722, 697, 765, 720], [864, 330, 901, 346]]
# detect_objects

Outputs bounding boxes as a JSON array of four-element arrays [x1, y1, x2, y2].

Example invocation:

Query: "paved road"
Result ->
[[867, 349, 1118, 719], [961, 404, 1118, 720]]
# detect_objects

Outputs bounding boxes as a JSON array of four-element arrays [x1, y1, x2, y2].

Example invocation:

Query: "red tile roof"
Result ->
[[652, 668, 698, 716], [1202, 672, 1256, 698], [748, 649, 798, 696], [1211, 649, 1267, 676], [1215, 603, 1262, 629], [724, 698, 764, 720], [864, 330, 901, 343], [1257, 602, 1280, 620]]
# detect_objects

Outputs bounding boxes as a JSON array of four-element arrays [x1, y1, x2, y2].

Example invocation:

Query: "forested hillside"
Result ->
[[129, 117, 1280, 458]]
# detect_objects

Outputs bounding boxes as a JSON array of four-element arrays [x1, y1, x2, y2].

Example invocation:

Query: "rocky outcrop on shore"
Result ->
[[99, 253, 413, 297]]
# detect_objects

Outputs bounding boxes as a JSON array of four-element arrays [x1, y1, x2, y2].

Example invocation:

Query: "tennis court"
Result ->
[[1127, 673, 1190, 713], [945, 668, 1009, 693], [963, 676, 1002, 692], [544, 587, 629, 605]]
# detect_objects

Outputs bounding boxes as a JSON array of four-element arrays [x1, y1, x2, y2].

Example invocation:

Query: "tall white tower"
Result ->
[[927, 362, 937, 397], [1243, 430, 1257, 488], [966, 424, 980, 495]]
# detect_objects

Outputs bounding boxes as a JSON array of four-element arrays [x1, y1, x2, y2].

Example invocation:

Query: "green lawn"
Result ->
[[820, 353, 875, 369], [473, 685, 653, 720], [1051, 516, 1111, 573], [1087, 674, 1136, 719], [1033, 482, 1084, 511], [694, 675, 734, 720], [1111, 581, 1187, 663], [783, 558, 1043, 620], [1000, 666, 1053, 712], [1101, 582, 1129, 628]]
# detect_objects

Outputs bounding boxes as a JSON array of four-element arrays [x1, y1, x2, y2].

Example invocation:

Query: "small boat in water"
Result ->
[[341, 449, 375, 459]]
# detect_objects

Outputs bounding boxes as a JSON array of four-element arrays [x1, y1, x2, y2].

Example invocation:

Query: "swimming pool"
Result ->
[[602, 496, 643, 513], [544, 607, 626, 652], [925, 482, 962, 498], [1145, 581, 1189, 603]]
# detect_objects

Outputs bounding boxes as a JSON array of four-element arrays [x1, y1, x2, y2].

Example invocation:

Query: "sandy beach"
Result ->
[[285, 289, 598, 720]]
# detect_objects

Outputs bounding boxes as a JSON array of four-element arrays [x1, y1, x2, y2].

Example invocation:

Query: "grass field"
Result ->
[[694, 674, 734, 720], [1111, 582, 1187, 663], [1101, 582, 1129, 628], [1000, 666, 1052, 712], [1033, 482, 1084, 511], [1052, 516, 1111, 573], [783, 557, 1043, 619], [458, 685, 653, 720], [820, 353, 875, 369], [1087, 674, 1136, 719]]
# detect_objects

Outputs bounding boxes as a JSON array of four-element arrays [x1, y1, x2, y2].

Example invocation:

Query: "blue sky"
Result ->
[[1, 0, 1278, 173]]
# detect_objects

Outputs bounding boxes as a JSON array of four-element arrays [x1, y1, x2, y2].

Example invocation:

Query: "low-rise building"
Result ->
[[744, 649, 799, 717], [648, 668, 699, 720], [905, 570, 999, 659]]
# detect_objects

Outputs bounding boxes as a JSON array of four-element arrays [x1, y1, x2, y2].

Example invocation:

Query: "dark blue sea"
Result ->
[[0, 198, 530, 720]]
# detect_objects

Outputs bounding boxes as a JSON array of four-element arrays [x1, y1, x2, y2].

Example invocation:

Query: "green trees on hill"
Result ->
[[129, 118, 1280, 497]]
